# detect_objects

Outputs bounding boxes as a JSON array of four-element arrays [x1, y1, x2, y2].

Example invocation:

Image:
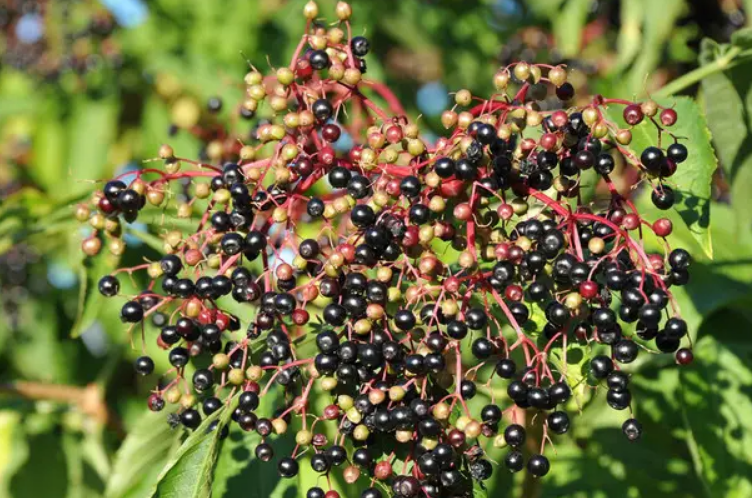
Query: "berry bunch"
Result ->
[[80, 2, 695, 495]]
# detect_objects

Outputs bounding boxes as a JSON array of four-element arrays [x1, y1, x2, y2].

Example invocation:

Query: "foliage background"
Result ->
[[1, 0, 752, 497]]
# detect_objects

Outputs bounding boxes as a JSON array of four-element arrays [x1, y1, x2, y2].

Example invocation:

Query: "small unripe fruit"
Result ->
[[513, 62, 530, 81], [303, 1, 319, 19], [441, 110, 458, 128], [82, 237, 102, 256], [296, 430, 313, 445], [272, 418, 288, 435], [642, 100, 659, 117], [455, 89, 472, 106], [548, 66, 567, 87], [494, 70, 510, 89], [335, 1, 352, 20]]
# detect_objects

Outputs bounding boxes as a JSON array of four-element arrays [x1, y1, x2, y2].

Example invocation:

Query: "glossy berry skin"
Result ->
[[434, 157, 455, 178], [527, 454, 550, 477], [640, 147, 664, 173], [307, 488, 325, 498], [361, 488, 382, 498], [549, 382, 571, 405], [652, 185, 675, 210], [400, 176, 421, 197], [238, 391, 260, 411], [278, 457, 299, 478], [351, 36, 370, 57], [676, 348, 694, 365], [310, 453, 330, 473], [309, 49, 330, 70], [547, 411, 570, 434], [590, 355, 614, 379], [669, 248, 691, 270], [495, 358, 516, 378], [667, 143, 688, 163], [98, 275, 120, 297], [607, 389, 632, 410], [256, 443, 274, 461], [504, 424, 526, 447], [134, 356, 154, 375], [312, 99, 333, 121], [120, 301, 144, 323], [504, 450, 524, 473], [168, 347, 190, 368], [192, 369, 213, 391], [307, 198, 325, 217], [180, 409, 201, 429], [607, 371, 630, 392], [613, 339, 639, 363], [622, 418, 643, 441]]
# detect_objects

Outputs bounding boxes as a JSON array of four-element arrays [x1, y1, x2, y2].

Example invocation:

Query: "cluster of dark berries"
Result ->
[[79, 2, 696, 496]]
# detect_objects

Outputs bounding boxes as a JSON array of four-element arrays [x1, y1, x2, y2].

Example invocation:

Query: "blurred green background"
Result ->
[[1, 0, 752, 497]]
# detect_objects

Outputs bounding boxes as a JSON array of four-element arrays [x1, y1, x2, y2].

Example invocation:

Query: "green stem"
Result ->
[[654, 46, 742, 98]]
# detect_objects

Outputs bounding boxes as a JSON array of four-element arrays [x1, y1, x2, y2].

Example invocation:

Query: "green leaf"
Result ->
[[212, 390, 299, 498], [31, 117, 66, 195], [66, 96, 120, 198], [606, 97, 717, 258], [639, 201, 752, 337], [730, 26, 752, 49], [552, 0, 592, 58], [679, 325, 752, 497], [213, 430, 297, 498], [9, 298, 74, 383], [10, 429, 69, 498], [71, 251, 121, 338], [105, 411, 181, 498], [150, 406, 232, 498], [0, 411, 27, 498], [699, 37, 752, 234]]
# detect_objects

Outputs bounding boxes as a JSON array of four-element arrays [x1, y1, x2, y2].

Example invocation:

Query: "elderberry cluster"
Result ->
[[79, 2, 696, 496]]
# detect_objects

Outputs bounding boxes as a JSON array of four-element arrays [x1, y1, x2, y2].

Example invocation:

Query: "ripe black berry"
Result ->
[[505, 450, 524, 472], [134, 356, 154, 375], [547, 411, 570, 434], [622, 418, 643, 441], [121, 301, 144, 323], [98, 275, 120, 297], [312, 99, 333, 121], [504, 424, 526, 447], [351, 36, 370, 56], [590, 355, 614, 379], [527, 454, 550, 477]]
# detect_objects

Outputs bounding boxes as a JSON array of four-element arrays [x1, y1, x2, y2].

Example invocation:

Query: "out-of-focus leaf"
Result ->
[[0, 411, 27, 498], [71, 252, 121, 338], [150, 405, 232, 498], [61, 430, 107, 498], [552, 0, 591, 58], [700, 36, 752, 233], [10, 429, 69, 497], [607, 97, 717, 258], [679, 321, 752, 497], [105, 411, 181, 498], [31, 117, 66, 195], [9, 299, 74, 383], [66, 96, 120, 197], [625, 0, 686, 96]]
